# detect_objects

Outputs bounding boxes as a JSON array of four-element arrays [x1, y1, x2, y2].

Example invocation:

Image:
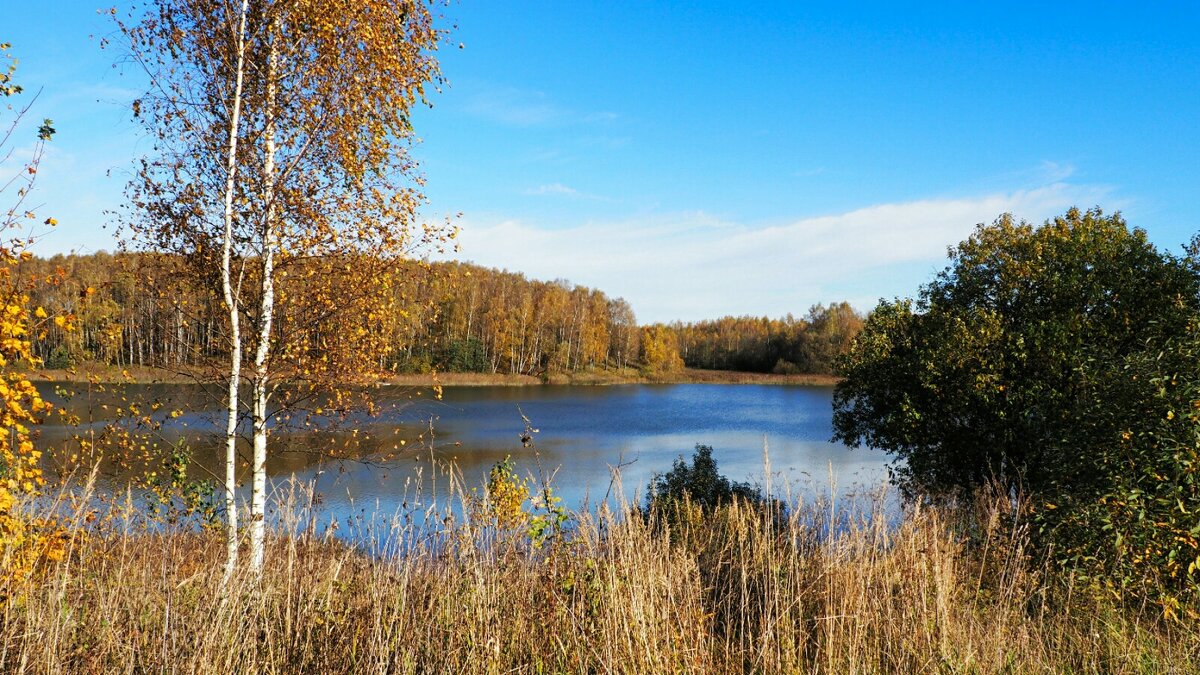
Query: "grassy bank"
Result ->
[[4, 483, 1195, 673], [29, 364, 839, 387]]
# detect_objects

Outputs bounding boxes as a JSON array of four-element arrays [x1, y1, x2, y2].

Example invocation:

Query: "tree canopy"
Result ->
[[834, 208, 1200, 499], [833, 207, 1200, 604]]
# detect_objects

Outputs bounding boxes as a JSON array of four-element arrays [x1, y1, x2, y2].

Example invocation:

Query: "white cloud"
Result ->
[[1037, 160, 1076, 183], [462, 84, 620, 128], [452, 181, 1116, 323], [524, 183, 583, 197], [522, 182, 607, 201], [42, 82, 142, 111], [793, 166, 827, 178], [581, 111, 619, 123], [464, 85, 561, 126]]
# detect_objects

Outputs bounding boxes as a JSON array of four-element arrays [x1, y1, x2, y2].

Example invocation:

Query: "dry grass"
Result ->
[[3, 477, 1197, 673]]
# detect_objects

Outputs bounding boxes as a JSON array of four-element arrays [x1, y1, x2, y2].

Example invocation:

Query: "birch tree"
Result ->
[[121, 0, 449, 577], [239, 0, 447, 574], [217, 0, 249, 580], [119, 0, 253, 580]]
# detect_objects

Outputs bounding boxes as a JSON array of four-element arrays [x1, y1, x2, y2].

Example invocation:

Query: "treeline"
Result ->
[[16, 252, 861, 376], [17, 252, 215, 370], [669, 303, 864, 375], [14, 253, 639, 376], [396, 261, 641, 375]]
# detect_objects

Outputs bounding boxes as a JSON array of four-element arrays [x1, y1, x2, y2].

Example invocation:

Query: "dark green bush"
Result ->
[[43, 345, 73, 370], [1041, 327, 1200, 616], [645, 445, 764, 512], [832, 208, 1200, 614], [440, 337, 489, 373]]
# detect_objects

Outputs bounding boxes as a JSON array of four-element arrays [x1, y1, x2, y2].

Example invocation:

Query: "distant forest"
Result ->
[[16, 253, 862, 377]]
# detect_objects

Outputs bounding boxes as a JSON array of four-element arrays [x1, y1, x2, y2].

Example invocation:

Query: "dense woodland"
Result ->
[[16, 252, 862, 377], [671, 303, 863, 375]]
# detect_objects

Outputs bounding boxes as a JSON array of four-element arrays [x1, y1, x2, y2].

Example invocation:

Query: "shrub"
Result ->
[[645, 445, 764, 513], [43, 345, 72, 370], [832, 208, 1200, 613], [1041, 327, 1200, 616], [440, 337, 489, 373]]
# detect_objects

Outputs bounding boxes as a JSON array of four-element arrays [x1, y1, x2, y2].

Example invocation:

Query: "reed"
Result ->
[[2, 471, 1196, 673]]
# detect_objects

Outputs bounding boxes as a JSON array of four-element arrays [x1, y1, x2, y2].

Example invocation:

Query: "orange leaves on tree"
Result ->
[[0, 41, 66, 600]]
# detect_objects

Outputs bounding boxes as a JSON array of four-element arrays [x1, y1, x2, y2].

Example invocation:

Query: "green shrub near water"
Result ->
[[833, 207, 1200, 614], [1044, 327, 1200, 617], [645, 444, 765, 512]]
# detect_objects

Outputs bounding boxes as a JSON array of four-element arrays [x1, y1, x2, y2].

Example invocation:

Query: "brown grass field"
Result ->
[[3, 472, 1196, 673]]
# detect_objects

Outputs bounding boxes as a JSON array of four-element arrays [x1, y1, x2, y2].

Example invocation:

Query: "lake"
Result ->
[[41, 382, 894, 523]]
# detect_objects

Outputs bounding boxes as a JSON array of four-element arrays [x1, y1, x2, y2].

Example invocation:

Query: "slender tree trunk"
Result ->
[[219, 0, 250, 584], [465, 285, 476, 341], [250, 16, 280, 576], [174, 302, 184, 366]]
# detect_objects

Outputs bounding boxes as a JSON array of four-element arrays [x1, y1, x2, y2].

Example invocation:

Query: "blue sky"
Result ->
[[4, 1, 1199, 322]]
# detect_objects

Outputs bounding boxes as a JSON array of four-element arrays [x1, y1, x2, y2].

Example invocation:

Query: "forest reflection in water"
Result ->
[[38, 381, 894, 524]]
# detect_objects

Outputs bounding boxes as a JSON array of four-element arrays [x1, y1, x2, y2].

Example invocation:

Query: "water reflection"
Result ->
[[39, 382, 894, 521]]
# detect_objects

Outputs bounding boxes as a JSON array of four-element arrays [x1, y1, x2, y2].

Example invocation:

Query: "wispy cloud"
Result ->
[[43, 81, 141, 109], [581, 111, 619, 124], [793, 166, 827, 178], [452, 181, 1117, 323], [522, 183, 607, 200], [464, 85, 561, 126], [1037, 160, 1076, 183], [462, 84, 619, 128], [523, 183, 581, 197]]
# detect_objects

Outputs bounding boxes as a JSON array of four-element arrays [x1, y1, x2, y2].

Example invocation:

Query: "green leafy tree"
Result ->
[[1049, 327, 1200, 615], [833, 207, 1200, 609], [834, 208, 1200, 499]]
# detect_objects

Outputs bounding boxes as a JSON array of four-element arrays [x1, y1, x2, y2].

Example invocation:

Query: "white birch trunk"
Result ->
[[219, 0, 250, 583], [249, 15, 280, 576]]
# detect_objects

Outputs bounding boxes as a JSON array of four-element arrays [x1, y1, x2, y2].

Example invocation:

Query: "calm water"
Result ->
[[41, 382, 893, 521]]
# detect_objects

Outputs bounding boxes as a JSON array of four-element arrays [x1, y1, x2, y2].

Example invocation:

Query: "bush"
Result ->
[[645, 445, 764, 513], [835, 208, 1200, 500], [832, 207, 1200, 613], [440, 337, 489, 373], [1042, 327, 1200, 615], [42, 345, 72, 370], [771, 358, 800, 375]]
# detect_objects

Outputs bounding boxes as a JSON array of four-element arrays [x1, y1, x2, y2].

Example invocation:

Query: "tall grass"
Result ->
[[2, 471, 1196, 673]]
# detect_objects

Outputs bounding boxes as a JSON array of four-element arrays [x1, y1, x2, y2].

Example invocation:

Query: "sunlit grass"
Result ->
[[2, 468, 1196, 673]]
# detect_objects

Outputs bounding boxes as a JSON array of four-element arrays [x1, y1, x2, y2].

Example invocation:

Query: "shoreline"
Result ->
[[28, 365, 839, 387], [384, 368, 839, 387]]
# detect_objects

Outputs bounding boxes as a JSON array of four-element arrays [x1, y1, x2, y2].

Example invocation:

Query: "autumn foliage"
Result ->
[[0, 275, 66, 596], [15, 253, 863, 379], [0, 42, 65, 597]]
